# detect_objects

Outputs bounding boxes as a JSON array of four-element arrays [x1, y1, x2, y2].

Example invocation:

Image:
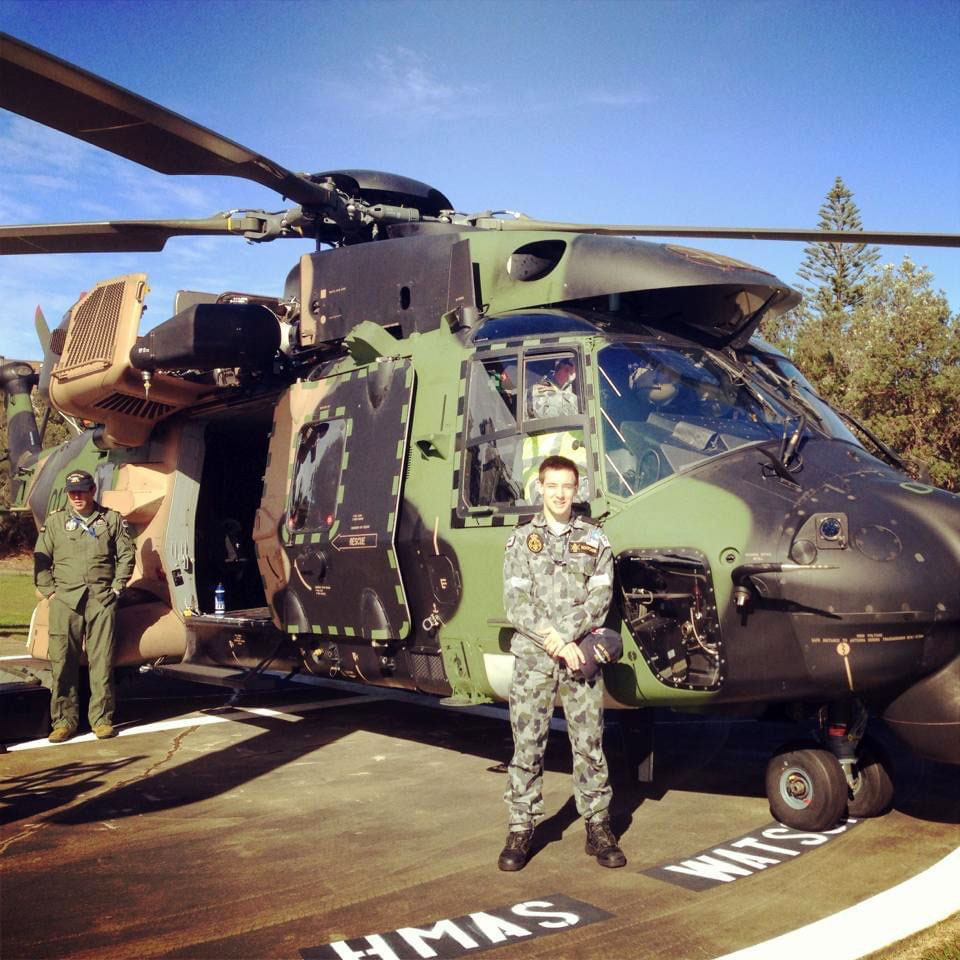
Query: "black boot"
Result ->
[[585, 817, 626, 868], [498, 828, 534, 871]]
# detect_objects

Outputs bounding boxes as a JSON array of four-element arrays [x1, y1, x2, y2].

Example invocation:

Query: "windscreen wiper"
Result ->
[[834, 408, 909, 472], [708, 350, 786, 419], [744, 355, 827, 428]]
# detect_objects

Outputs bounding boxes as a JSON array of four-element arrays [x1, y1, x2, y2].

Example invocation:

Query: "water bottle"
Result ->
[[214, 582, 226, 616]]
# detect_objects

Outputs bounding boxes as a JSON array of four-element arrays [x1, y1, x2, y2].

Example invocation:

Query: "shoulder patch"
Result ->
[[526, 531, 544, 554], [505, 533, 516, 549]]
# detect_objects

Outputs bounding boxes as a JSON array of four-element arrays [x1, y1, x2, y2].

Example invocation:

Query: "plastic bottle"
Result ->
[[214, 582, 226, 616]]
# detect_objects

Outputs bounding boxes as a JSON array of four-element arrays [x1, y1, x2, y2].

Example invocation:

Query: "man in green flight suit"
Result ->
[[34, 470, 135, 742], [499, 454, 626, 871]]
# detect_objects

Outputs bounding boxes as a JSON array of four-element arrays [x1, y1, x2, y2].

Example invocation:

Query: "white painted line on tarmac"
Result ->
[[712, 845, 960, 960], [229, 704, 302, 722], [6, 694, 385, 752]]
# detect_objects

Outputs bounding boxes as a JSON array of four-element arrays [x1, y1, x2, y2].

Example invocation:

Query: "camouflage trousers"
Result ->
[[504, 634, 612, 828]]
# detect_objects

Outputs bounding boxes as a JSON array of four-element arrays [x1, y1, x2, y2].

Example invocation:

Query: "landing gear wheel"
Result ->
[[847, 738, 895, 818], [765, 743, 848, 831]]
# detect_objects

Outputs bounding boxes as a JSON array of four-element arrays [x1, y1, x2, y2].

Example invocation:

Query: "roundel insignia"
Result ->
[[526, 532, 544, 554]]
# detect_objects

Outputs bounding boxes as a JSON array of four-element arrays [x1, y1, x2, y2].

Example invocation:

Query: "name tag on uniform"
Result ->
[[569, 541, 599, 556]]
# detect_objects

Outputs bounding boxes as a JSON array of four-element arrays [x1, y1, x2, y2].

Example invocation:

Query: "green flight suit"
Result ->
[[34, 504, 135, 730]]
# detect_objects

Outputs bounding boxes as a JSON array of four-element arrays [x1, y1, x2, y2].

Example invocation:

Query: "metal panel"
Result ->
[[281, 358, 415, 643], [161, 422, 205, 616]]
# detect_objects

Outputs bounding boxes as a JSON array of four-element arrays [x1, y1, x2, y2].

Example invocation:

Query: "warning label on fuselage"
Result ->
[[644, 819, 860, 891]]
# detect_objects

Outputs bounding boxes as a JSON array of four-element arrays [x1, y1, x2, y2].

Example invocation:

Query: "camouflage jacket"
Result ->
[[530, 380, 579, 419], [502, 512, 613, 647], [34, 504, 135, 610]]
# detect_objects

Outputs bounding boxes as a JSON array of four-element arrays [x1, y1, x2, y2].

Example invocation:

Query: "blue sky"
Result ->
[[1, 0, 958, 360]]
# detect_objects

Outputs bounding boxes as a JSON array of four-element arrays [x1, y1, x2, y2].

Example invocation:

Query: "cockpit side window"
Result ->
[[598, 343, 790, 496], [466, 357, 519, 441], [461, 350, 591, 511]]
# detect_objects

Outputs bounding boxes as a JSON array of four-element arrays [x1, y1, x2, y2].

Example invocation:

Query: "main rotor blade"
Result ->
[[34, 305, 50, 350], [475, 219, 960, 247], [0, 33, 333, 208], [0, 214, 271, 255]]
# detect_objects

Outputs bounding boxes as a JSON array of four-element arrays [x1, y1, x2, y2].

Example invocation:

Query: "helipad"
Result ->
[[1, 680, 957, 959]]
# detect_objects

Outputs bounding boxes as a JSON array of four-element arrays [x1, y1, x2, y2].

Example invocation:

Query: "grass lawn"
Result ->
[[0, 572, 35, 642]]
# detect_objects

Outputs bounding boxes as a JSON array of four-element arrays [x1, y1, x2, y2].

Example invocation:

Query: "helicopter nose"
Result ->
[[863, 479, 960, 763], [835, 478, 960, 763], [883, 651, 960, 764]]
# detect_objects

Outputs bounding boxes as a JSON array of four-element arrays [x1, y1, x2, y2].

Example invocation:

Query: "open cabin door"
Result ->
[[273, 358, 415, 644]]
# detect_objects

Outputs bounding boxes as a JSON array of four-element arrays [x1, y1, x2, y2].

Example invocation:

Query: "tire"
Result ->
[[765, 743, 848, 831], [847, 738, 895, 818]]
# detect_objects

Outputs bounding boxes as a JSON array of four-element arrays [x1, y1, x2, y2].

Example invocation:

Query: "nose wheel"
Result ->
[[766, 701, 897, 830], [765, 742, 849, 831], [845, 737, 895, 818]]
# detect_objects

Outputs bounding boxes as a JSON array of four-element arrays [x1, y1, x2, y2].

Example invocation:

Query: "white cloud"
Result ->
[[374, 47, 458, 112], [0, 116, 93, 177], [325, 46, 492, 119]]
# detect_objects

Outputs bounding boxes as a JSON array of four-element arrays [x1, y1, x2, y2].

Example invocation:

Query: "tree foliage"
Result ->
[[761, 178, 960, 492], [839, 260, 960, 490]]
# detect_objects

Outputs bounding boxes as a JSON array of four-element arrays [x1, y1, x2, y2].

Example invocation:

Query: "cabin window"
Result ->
[[462, 350, 591, 510], [597, 343, 791, 496], [287, 419, 346, 531]]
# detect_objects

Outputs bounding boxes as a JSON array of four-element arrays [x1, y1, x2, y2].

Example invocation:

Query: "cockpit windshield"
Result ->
[[598, 342, 795, 496], [740, 343, 862, 447]]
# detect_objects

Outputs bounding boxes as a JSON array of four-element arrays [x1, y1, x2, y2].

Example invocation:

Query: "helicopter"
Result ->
[[1, 32, 959, 833]]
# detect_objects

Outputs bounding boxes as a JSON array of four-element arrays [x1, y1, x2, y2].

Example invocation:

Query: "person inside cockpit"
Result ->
[[529, 358, 580, 419]]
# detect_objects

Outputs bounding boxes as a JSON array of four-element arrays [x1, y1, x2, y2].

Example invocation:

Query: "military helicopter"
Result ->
[[2, 33, 959, 833]]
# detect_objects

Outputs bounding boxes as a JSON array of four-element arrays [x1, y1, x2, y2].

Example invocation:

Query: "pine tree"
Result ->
[[796, 176, 881, 313], [761, 177, 880, 355], [758, 180, 960, 491]]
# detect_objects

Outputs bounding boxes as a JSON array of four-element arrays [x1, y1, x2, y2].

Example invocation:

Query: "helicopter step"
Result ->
[[149, 661, 284, 692], [186, 606, 275, 627]]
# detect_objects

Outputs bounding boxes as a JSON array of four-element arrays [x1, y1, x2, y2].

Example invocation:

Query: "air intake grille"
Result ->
[[58, 281, 125, 373], [408, 651, 447, 683], [49, 327, 67, 355], [94, 392, 173, 420]]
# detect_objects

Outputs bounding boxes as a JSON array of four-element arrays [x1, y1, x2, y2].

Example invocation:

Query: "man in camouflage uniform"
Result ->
[[522, 359, 588, 502], [529, 358, 579, 420], [499, 454, 625, 871], [34, 470, 135, 742]]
